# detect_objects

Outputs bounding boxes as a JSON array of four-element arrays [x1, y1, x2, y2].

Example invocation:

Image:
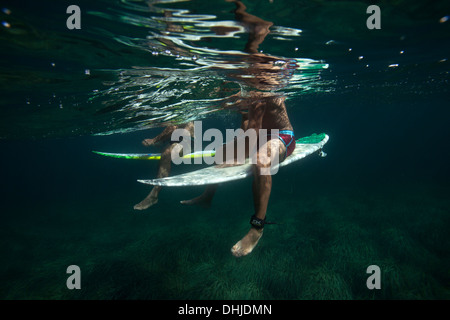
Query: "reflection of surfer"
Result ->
[[182, 0, 296, 257], [134, 122, 194, 210]]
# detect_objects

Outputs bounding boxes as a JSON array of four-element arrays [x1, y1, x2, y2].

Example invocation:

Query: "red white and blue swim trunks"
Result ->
[[268, 129, 296, 161]]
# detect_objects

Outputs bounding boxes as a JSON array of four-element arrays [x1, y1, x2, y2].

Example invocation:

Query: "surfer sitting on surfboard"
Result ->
[[181, 92, 295, 257], [134, 122, 194, 210], [233, 93, 295, 257], [180, 0, 297, 257]]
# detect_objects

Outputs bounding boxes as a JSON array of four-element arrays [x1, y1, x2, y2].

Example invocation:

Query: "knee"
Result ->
[[171, 142, 183, 151], [162, 143, 182, 159], [255, 158, 271, 170], [253, 161, 273, 177]]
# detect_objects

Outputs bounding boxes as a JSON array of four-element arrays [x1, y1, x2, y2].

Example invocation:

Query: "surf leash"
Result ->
[[250, 215, 279, 229]]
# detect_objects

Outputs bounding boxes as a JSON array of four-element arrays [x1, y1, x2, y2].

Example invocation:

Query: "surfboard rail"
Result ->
[[92, 133, 328, 161], [137, 133, 329, 187]]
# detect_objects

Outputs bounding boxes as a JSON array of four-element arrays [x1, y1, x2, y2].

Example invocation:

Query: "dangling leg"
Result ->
[[231, 139, 284, 257], [230, 164, 269, 257], [134, 143, 181, 210]]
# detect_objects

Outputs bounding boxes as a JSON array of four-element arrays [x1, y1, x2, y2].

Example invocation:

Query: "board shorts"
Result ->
[[268, 129, 296, 161]]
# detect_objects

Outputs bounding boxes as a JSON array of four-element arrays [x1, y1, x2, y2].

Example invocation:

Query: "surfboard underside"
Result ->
[[137, 133, 329, 187]]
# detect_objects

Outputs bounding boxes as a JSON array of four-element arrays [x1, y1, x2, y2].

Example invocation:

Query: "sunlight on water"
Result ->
[[1, 0, 447, 139], [0, 0, 333, 139], [86, 0, 330, 135]]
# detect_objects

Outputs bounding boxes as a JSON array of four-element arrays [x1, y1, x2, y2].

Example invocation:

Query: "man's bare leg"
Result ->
[[134, 143, 180, 210], [231, 168, 270, 257], [134, 186, 161, 210], [231, 139, 284, 257]]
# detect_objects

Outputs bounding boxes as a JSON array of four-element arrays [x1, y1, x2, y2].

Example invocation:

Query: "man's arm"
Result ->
[[240, 109, 249, 130], [247, 100, 266, 137], [142, 125, 177, 146]]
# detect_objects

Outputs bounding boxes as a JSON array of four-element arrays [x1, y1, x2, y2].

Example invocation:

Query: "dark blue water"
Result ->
[[0, 0, 449, 299]]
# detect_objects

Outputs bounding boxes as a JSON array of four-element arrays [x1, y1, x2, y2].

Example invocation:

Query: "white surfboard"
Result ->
[[137, 133, 329, 187]]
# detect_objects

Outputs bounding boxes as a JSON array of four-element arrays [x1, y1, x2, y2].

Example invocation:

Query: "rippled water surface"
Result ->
[[2, 0, 447, 139]]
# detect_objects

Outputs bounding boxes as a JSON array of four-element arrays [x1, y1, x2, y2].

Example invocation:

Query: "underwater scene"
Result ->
[[0, 0, 449, 300]]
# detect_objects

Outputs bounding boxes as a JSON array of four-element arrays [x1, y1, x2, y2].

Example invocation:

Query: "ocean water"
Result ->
[[0, 0, 449, 300]]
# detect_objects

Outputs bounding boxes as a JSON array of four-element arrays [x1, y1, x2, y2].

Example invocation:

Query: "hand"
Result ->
[[142, 138, 154, 147]]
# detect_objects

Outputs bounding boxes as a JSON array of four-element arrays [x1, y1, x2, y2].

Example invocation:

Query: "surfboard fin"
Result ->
[[318, 149, 327, 158]]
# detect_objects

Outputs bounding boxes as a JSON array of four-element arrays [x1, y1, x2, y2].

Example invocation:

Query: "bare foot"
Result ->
[[180, 185, 217, 207], [134, 195, 158, 210], [231, 227, 263, 257], [180, 195, 212, 208], [142, 138, 154, 147]]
